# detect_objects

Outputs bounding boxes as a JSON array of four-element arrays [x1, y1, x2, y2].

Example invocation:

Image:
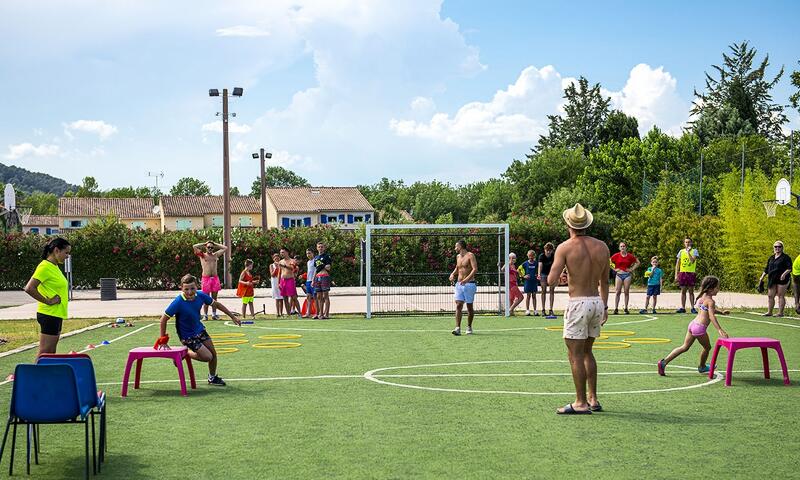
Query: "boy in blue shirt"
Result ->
[[640, 256, 664, 314], [521, 250, 539, 316], [156, 274, 240, 386]]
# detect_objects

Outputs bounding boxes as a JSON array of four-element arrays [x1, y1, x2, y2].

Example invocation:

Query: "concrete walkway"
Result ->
[[0, 288, 773, 320]]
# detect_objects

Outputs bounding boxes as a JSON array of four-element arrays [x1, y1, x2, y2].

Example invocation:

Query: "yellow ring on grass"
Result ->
[[600, 330, 636, 337], [593, 341, 631, 350], [258, 334, 303, 340], [252, 342, 302, 349], [215, 347, 239, 354], [596, 335, 610, 341], [544, 326, 563, 331], [213, 339, 250, 346], [622, 337, 671, 344], [209, 333, 246, 339]]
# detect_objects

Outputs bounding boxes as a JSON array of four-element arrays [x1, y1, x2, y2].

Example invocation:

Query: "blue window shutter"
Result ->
[[303, 217, 311, 227], [347, 214, 354, 223], [282, 217, 290, 229], [320, 214, 327, 224], [31, 228, 39, 234], [365, 214, 371, 223], [338, 214, 345, 223]]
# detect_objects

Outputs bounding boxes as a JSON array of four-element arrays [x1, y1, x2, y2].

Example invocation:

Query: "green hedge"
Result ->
[[0, 219, 361, 290]]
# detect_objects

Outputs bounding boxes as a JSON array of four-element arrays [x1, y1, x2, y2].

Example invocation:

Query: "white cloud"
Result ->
[[391, 63, 692, 148], [215, 25, 271, 37], [604, 63, 690, 136], [390, 65, 562, 147], [410, 96, 436, 115], [201, 121, 252, 134], [64, 120, 118, 140], [4, 143, 60, 160]]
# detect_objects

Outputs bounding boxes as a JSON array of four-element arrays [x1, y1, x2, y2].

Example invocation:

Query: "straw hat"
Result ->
[[562, 203, 594, 230]]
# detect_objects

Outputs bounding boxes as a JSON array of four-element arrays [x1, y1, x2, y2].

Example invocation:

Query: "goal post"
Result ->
[[365, 223, 510, 318]]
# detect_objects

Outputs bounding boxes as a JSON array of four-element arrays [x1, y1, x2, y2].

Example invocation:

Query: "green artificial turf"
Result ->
[[0, 312, 798, 479], [0, 318, 108, 353]]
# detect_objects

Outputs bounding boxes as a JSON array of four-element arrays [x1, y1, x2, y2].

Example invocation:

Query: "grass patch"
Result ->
[[0, 318, 109, 353], [0, 312, 798, 478]]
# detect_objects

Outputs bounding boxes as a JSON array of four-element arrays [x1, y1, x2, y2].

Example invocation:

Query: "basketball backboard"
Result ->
[[3, 184, 15, 211], [776, 178, 791, 205]]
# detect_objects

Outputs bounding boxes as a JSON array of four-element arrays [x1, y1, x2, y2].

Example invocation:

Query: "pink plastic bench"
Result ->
[[121, 346, 196, 397], [708, 337, 790, 387]]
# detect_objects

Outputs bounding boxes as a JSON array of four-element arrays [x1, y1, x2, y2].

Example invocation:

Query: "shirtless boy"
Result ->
[[548, 204, 610, 415], [448, 239, 478, 336], [192, 241, 228, 320]]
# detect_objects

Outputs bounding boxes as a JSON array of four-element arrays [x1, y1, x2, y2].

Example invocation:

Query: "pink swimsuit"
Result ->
[[687, 300, 709, 337]]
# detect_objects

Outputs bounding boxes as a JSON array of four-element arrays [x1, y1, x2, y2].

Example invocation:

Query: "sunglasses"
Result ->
[[774, 245, 783, 248]]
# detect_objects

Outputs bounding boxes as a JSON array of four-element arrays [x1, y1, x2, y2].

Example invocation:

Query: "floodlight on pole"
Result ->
[[253, 148, 272, 233], [208, 86, 244, 288]]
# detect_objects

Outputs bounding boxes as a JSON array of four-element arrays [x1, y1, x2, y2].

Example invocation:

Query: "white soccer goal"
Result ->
[[365, 223, 510, 318]]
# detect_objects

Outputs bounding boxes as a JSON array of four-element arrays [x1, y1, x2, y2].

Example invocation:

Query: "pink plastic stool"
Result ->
[[121, 346, 196, 397], [708, 337, 790, 387]]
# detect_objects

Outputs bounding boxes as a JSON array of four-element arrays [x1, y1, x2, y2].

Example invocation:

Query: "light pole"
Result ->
[[252, 148, 273, 232], [209, 87, 243, 289]]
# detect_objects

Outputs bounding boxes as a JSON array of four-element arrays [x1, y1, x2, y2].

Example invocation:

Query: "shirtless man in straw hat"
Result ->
[[548, 203, 610, 415]]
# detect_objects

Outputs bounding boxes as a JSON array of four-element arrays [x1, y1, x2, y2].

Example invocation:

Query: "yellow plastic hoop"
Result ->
[[596, 335, 610, 341], [252, 342, 302, 349], [600, 330, 636, 337], [209, 333, 246, 339], [593, 341, 631, 350], [622, 337, 671, 344], [258, 334, 303, 340], [215, 347, 239, 354], [213, 339, 250, 346], [544, 326, 563, 331]]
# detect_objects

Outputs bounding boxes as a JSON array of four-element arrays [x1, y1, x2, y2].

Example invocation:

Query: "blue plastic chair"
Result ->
[[0, 364, 91, 479], [38, 355, 107, 472]]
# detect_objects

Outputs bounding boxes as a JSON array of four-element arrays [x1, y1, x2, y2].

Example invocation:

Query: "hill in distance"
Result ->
[[0, 162, 77, 196]]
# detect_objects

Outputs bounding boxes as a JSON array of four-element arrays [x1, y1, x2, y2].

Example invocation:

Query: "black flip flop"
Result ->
[[589, 403, 603, 412], [557, 403, 592, 415]]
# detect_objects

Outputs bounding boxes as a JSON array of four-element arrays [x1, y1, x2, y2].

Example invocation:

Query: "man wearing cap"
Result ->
[[548, 203, 610, 415]]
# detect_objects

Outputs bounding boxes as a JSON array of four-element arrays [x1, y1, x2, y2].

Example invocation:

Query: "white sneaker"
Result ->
[[525, 310, 530, 316], [466, 327, 473, 335], [451, 328, 461, 336]]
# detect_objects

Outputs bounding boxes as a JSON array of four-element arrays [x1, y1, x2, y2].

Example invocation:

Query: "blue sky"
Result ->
[[0, 0, 798, 193]]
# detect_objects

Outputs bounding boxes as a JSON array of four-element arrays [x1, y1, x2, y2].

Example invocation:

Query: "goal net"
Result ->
[[365, 224, 510, 318]]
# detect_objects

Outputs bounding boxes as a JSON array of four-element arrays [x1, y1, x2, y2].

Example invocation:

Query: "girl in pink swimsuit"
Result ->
[[658, 276, 729, 375]]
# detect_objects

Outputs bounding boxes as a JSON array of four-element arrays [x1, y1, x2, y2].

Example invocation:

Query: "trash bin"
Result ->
[[100, 278, 117, 301]]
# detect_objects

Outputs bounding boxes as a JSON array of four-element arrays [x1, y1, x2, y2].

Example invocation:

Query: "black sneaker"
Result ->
[[451, 328, 461, 336], [208, 375, 226, 386]]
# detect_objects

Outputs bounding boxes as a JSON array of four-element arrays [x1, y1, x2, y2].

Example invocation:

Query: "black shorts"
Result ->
[[180, 330, 211, 352], [37, 312, 63, 336]]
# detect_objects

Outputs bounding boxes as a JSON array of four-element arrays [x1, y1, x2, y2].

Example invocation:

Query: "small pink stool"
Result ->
[[121, 346, 196, 397], [708, 337, 790, 387]]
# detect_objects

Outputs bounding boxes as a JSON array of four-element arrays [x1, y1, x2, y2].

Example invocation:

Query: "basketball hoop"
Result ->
[[16, 207, 32, 226], [763, 200, 779, 218]]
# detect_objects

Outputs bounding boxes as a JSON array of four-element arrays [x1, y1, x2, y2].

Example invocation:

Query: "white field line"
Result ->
[[0, 322, 155, 388], [0, 321, 110, 359], [99, 374, 362, 386], [727, 315, 800, 329], [745, 312, 800, 322]]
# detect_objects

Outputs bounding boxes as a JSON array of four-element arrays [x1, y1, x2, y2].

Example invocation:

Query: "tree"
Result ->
[[598, 110, 639, 145], [536, 76, 611, 155], [790, 60, 800, 114], [25, 191, 58, 215], [230, 186, 241, 196], [691, 41, 786, 141], [503, 147, 586, 214], [692, 103, 756, 145], [249, 167, 310, 196], [76, 176, 101, 197], [104, 186, 154, 198], [469, 179, 514, 222], [170, 177, 211, 196]]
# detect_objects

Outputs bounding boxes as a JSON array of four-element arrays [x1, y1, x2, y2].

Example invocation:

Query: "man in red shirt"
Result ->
[[610, 242, 639, 314]]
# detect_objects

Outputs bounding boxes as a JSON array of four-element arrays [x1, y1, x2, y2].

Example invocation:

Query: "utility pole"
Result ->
[[222, 89, 232, 289], [209, 86, 243, 289], [253, 148, 272, 232], [147, 171, 164, 195]]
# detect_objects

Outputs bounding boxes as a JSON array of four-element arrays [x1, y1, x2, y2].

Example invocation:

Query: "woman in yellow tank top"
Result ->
[[23, 237, 72, 355]]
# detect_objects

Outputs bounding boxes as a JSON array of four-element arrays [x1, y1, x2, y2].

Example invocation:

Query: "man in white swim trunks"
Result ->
[[449, 239, 478, 336], [548, 204, 610, 415]]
